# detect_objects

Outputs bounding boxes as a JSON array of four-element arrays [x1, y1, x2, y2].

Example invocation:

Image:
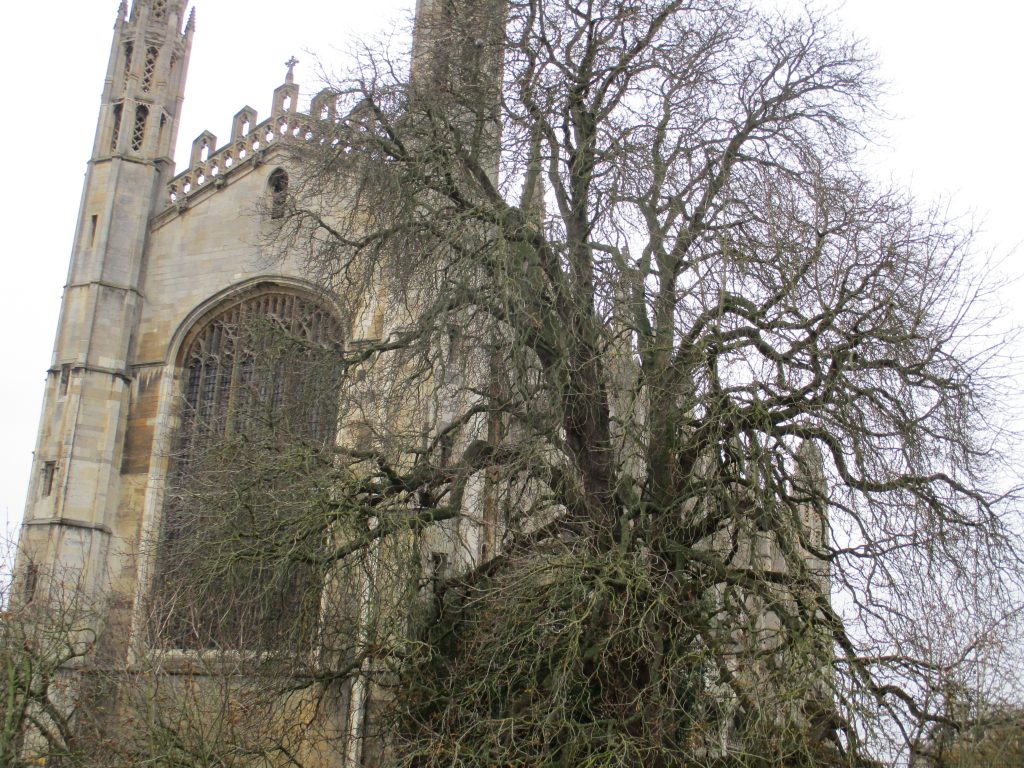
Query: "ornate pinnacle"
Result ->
[[285, 56, 299, 84]]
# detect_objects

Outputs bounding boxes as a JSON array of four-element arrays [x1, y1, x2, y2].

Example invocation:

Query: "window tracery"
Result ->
[[153, 289, 344, 650], [132, 105, 149, 151], [142, 46, 159, 93]]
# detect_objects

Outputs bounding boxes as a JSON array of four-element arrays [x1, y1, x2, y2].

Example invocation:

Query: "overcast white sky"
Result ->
[[1, 0, 1022, 533]]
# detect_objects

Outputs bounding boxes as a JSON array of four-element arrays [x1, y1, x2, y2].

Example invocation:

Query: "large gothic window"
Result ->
[[152, 288, 344, 650]]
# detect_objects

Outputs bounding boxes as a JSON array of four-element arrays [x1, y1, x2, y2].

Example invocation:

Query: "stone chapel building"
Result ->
[[16, 1, 833, 764], [17, 1, 410, 761]]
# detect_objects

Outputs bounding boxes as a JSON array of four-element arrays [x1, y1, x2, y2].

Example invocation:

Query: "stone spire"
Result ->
[[98, 0, 194, 168], [410, 0, 507, 180], [130, 0, 189, 26], [411, 0, 507, 93]]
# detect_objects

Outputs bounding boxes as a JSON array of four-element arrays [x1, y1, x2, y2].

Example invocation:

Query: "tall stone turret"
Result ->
[[19, 0, 194, 596]]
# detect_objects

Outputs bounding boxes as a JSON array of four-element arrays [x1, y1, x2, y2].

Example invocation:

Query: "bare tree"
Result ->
[[912, 697, 1024, 768], [0, 538, 102, 767], [147, 0, 1023, 765]]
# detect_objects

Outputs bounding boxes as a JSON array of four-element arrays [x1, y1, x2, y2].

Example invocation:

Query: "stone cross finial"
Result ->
[[285, 56, 299, 84]]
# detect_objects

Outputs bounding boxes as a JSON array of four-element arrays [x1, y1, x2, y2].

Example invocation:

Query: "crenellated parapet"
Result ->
[[166, 69, 338, 208]]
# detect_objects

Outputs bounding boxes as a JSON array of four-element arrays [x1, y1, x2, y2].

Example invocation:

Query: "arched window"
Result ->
[[269, 168, 289, 219], [142, 46, 159, 93], [153, 288, 344, 650], [131, 105, 149, 151]]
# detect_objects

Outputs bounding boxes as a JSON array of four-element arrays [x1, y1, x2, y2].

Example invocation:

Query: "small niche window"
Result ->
[[269, 169, 289, 219], [132, 105, 149, 151], [142, 47, 159, 93], [124, 42, 134, 79], [111, 103, 124, 151], [41, 461, 56, 498], [23, 563, 40, 604], [59, 364, 72, 396]]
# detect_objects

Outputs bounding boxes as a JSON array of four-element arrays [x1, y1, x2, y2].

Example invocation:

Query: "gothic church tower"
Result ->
[[21, 0, 194, 596]]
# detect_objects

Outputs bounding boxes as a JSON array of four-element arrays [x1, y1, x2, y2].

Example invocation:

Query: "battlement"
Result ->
[[165, 68, 338, 209], [166, 111, 310, 206]]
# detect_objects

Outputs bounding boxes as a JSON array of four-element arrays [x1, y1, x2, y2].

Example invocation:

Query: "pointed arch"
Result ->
[[150, 281, 346, 650]]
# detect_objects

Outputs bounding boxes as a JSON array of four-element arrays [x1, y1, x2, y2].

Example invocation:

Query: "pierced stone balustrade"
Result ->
[[166, 110, 319, 206]]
